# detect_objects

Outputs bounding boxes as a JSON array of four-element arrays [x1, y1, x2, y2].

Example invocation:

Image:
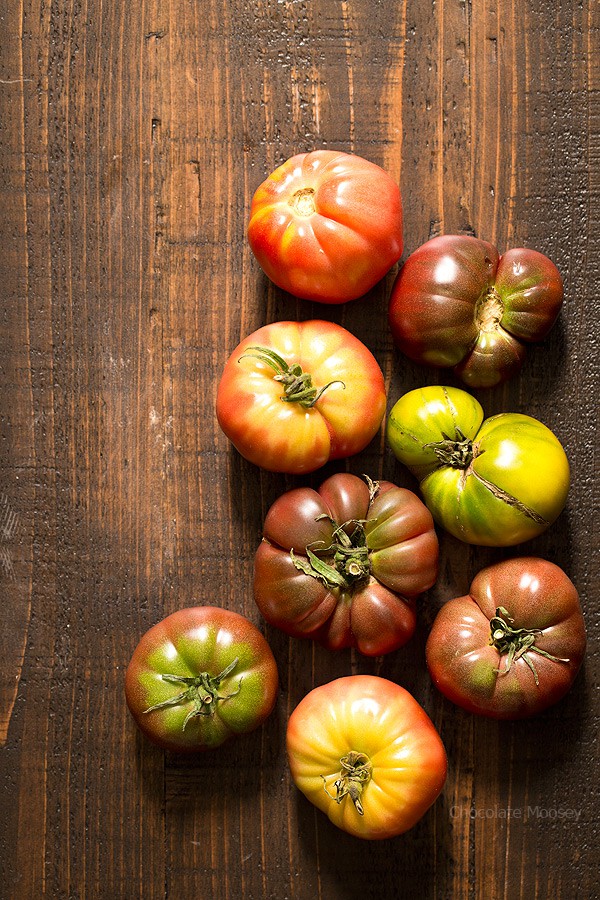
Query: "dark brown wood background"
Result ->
[[1, 1, 598, 897]]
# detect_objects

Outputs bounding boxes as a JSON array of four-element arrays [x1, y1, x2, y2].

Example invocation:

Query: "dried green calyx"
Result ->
[[240, 346, 344, 408], [290, 476, 379, 590], [321, 751, 373, 816], [490, 608, 569, 686], [143, 658, 242, 731], [424, 427, 476, 469]]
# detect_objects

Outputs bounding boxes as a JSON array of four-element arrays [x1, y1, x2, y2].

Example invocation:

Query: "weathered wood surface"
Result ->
[[1, 1, 598, 897]]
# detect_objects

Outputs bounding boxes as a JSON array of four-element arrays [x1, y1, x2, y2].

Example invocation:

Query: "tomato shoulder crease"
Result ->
[[471, 471, 549, 525]]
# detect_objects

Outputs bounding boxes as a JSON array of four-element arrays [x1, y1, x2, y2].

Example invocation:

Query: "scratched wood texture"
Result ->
[[1, 0, 598, 898]]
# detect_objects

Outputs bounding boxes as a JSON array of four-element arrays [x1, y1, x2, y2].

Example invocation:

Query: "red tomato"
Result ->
[[388, 235, 563, 387], [216, 320, 386, 473], [286, 676, 447, 839], [254, 473, 438, 655], [125, 607, 279, 751], [426, 558, 586, 719], [248, 151, 403, 303]]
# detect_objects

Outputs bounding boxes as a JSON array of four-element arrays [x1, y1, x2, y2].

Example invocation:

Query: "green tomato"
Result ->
[[386, 386, 570, 546]]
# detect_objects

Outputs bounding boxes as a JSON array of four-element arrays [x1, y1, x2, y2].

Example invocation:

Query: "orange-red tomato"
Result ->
[[248, 151, 403, 303], [216, 320, 386, 474], [287, 676, 447, 839]]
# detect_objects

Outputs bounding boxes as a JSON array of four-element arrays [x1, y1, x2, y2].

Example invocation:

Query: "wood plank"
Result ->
[[1, 0, 598, 897]]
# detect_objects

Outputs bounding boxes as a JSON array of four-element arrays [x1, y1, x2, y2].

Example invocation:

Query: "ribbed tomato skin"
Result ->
[[287, 676, 447, 839], [217, 321, 386, 474], [248, 151, 403, 303]]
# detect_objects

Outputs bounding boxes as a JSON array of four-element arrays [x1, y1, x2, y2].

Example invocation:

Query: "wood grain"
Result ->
[[1, 0, 598, 897]]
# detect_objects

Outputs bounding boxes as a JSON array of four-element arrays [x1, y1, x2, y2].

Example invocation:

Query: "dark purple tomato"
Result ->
[[388, 235, 563, 387], [254, 473, 438, 656]]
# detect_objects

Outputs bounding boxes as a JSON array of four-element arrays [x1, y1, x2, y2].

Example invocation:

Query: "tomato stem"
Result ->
[[291, 519, 373, 589], [143, 657, 243, 730], [290, 477, 380, 589], [475, 286, 504, 332], [239, 345, 344, 409], [424, 427, 476, 469], [290, 187, 316, 217], [363, 474, 379, 504], [321, 751, 372, 816], [489, 607, 569, 686]]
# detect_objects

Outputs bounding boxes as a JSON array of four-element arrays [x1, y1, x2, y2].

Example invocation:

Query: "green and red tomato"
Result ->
[[426, 558, 586, 719], [125, 607, 278, 751]]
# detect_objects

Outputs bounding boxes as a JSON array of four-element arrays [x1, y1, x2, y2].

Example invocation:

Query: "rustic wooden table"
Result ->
[[1, 1, 598, 898]]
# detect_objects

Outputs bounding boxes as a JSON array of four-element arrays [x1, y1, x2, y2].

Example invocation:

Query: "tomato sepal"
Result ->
[[254, 473, 438, 655]]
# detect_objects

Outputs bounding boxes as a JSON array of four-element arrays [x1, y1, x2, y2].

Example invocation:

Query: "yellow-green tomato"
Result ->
[[386, 386, 569, 546]]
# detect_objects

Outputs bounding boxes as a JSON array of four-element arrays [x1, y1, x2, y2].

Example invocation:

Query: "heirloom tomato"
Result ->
[[216, 320, 386, 474], [125, 607, 278, 751], [387, 386, 569, 546], [254, 473, 438, 655], [426, 558, 586, 719], [248, 150, 403, 303], [388, 235, 563, 387], [286, 676, 447, 839]]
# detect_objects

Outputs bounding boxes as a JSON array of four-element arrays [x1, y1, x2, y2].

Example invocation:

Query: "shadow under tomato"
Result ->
[[293, 783, 451, 900], [471, 656, 589, 777], [128, 671, 287, 798]]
